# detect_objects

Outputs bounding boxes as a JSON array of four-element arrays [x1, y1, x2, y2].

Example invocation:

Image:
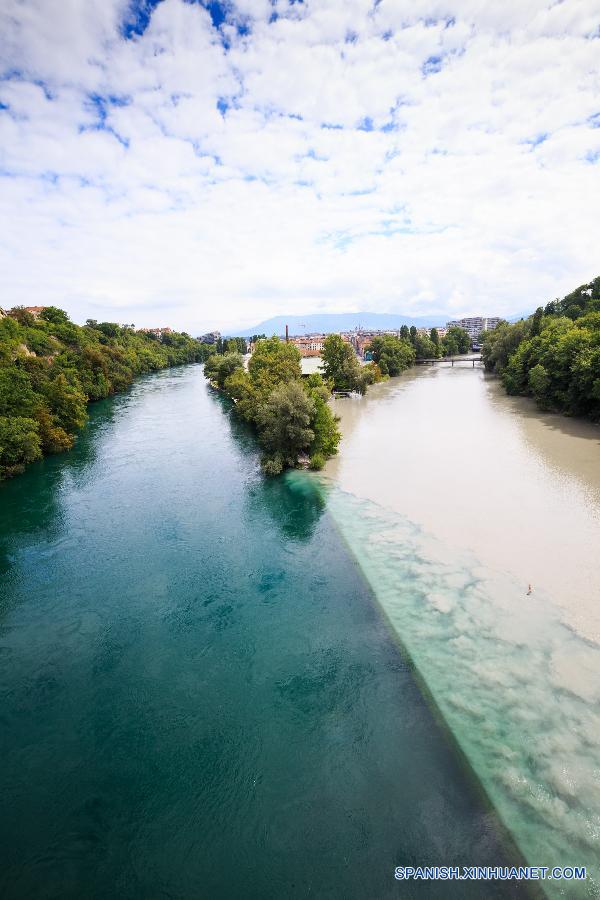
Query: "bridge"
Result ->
[[416, 356, 483, 367]]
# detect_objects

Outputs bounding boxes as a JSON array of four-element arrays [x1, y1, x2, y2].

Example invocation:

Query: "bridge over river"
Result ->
[[416, 356, 483, 367]]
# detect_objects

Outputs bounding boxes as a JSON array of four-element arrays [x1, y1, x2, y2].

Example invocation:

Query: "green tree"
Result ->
[[204, 352, 244, 389], [8, 307, 36, 327], [481, 319, 526, 373], [0, 306, 206, 479], [442, 326, 471, 356], [257, 381, 315, 474], [0, 415, 42, 477], [219, 337, 302, 424], [305, 374, 341, 467], [0, 368, 38, 417], [528, 364, 551, 408], [43, 374, 87, 433], [40, 306, 71, 325], [321, 334, 367, 392], [414, 333, 439, 360], [248, 337, 301, 387], [481, 276, 600, 420], [367, 334, 416, 376]]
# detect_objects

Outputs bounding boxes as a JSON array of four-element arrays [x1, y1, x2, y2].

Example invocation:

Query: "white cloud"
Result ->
[[0, 0, 598, 332]]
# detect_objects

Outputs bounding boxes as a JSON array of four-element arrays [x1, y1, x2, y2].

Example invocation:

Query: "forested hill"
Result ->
[[482, 276, 600, 421], [0, 306, 208, 480]]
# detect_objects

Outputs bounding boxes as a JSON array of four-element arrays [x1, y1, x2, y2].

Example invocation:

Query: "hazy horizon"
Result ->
[[1, 1, 598, 333]]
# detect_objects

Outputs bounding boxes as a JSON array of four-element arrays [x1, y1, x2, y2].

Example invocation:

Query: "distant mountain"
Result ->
[[232, 312, 450, 337]]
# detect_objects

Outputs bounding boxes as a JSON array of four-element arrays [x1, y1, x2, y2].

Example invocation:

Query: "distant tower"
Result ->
[[285, 324, 289, 343]]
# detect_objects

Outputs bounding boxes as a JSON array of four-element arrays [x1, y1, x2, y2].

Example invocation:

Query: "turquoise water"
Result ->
[[0, 366, 530, 899]]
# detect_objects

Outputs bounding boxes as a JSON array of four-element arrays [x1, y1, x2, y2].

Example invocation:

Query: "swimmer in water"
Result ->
[[526, 584, 532, 595]]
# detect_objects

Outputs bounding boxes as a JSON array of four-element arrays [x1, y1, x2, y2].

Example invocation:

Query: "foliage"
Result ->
[[367, 334, 416, 376], [413, 333, 440, 360], [0, 307, 207, 480], [308, 452, 326, 470], [442, 326, 471, 356], [480, 319, 527, 374], [217, 336, 246, 354], [204, 352, 244, 388], [481, 276, 600, 420], [321, 334, 371, 393], [0, 415, 42, 477], [257, 381, 315, 471], [204, 337, 341, 474], [305, 373, 341, 460]]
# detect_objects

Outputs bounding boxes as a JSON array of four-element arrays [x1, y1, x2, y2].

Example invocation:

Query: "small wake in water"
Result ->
[[304, 475, 600, 899]]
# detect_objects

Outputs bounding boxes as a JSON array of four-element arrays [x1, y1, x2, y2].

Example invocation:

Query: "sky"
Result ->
[[0, 0, 598, 334]]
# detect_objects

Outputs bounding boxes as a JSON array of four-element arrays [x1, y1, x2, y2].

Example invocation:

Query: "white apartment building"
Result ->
[[446, 316, 501, 340]]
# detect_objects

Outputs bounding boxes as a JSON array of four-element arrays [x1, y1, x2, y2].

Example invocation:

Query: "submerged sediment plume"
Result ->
[[318, 365, 600, 897], [310, 482, 600, 898]]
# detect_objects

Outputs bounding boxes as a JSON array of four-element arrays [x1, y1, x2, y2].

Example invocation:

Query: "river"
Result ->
[[322, 364, 600, 898], [0, 364, 530, 900]]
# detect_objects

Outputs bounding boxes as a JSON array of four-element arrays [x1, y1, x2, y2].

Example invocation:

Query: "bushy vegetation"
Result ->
[[321, 334, 377, 393], [441, 325, 471, 356], [398, 324, 470, 359], [0, 306, 208, 480], [214, 336, 247, 354], [481, 276, 600, 420], [204, 337, 341, 474], [367, 334, 416, 375]]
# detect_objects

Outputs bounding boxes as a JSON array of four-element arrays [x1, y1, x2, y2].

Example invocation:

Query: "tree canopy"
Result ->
[[203, 336, 340, 474], [321, 334, 374, 393], [367, 334, 416, 375], [442, 326, 471, 356], [0, 308, 208, 479], [481, 276, 600, 420]]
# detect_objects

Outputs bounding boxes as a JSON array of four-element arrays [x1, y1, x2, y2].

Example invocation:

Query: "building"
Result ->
[[289, 334, 325, 357], [138, 327, 173, 338], [199, 331, 221, 344], [445, 317, 501, 341], [20, 306, 47, 318], [353, 334, 374, 358]]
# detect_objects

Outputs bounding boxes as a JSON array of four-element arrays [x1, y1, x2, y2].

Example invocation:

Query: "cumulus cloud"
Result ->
[[0, 0, 598, 332]]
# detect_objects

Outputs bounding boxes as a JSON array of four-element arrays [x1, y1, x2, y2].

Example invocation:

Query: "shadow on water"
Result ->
[[205, 387, 326, 542], [484, 374, 600, 444], [0, 394, 121, 579], [248, 472, 326, 542]]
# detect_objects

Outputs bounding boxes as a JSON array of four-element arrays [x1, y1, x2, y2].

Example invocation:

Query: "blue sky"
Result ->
[[0, 0, 598, 332]]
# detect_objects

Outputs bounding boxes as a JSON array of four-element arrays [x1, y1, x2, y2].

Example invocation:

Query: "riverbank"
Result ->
[[0, 309, 207, 481], [318, 365, 600, 897]]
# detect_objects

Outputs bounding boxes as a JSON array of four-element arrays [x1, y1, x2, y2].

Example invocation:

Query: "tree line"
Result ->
[[481, 276, 600, 420], [0, 306, 208, 480], [318, 326, 471, 393], [202, 325, 474, 475]]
